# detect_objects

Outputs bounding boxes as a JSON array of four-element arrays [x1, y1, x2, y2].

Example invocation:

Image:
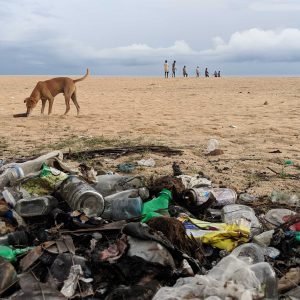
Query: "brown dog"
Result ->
[[24, 69, 89, 116]]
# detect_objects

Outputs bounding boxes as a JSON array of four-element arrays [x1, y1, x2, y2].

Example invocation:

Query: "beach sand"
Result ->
[[0, 76, 299, 197]]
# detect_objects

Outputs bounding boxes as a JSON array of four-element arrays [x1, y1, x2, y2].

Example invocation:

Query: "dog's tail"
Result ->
[[73, 68, 89, 83]]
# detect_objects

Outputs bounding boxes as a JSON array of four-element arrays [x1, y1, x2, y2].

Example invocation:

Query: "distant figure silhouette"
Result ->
[[218, 70, 221, 77], [183, 66, 188, 77], [214, 71, 218, 77], [164, 60, 169, 78], [205, 68, 209, 77], [172, 60, 176, 77], [196, 66, 200, 77]]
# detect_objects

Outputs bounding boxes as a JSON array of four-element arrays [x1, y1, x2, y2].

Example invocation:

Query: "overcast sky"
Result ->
[[1, 0, 300, 75]]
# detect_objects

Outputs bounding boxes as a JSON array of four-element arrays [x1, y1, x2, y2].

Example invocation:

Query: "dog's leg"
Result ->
[[71, 91, 80, 116], [41, 98, 47, 114], [64, 94, 71, 115], [48, 96, 55, 115]]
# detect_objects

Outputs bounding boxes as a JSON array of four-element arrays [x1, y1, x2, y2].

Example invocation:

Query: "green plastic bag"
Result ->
[[141, 189, 172, 223]]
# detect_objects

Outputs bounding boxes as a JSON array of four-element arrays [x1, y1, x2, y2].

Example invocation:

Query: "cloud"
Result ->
[[250, 0, 300, 11], [40, 39, 197, 65], [202, 28, 300, 62]]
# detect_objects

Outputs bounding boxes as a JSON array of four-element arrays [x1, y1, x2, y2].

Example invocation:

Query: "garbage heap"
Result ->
[[0, 151, 299, 300]]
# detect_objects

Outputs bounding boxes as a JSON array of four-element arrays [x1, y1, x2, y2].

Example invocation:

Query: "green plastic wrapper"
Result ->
[[21, 163, 68, 196]]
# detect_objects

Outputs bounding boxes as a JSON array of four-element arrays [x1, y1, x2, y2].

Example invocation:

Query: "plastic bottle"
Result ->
[[102, 188, 148, 220], [239, 193, 257, 203], [0, 245, 32, 262], [221, 204, 262, 235], [92, 174, 145, 197], [59, 176, 104, 217], [206, 139, 219, 152], [0, 151, 62, 180], [183, 187, 237, 208], [271, 191, 300, 206], [2, 189, 17, 207], [0, 166, 24, 189], [14, 196, 58, 217]]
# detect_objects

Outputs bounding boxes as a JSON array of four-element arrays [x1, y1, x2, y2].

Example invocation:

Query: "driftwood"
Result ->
[[7, 145, 183, 164], [63, 145, 183, 160]]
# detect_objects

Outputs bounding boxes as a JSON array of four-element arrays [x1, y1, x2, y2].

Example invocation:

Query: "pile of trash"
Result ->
[[0, 151, 299, 299]]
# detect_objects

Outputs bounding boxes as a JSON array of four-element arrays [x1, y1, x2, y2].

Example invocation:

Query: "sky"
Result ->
[[1, 0, 300, 76]]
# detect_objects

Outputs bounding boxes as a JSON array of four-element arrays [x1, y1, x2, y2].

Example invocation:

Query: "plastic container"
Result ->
[[103, 188, 148, 220], [59, 176, 104, 217], [92, 174, 145, 197], [221, 204, 262, 235], [14, 196, 58, 217]]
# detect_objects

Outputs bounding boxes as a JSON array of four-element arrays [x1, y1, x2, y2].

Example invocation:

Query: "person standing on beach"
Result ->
[[205, 68, 209, 77], [196, 66, 200, 77], [172, 60, 176, 77], [164, 60, 169, 78], [218, 70, 221, 77], [183, 66, 188, 77]]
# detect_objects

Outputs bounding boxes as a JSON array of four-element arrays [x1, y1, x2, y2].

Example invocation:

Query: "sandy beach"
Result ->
[[0, 76, 299, 197]]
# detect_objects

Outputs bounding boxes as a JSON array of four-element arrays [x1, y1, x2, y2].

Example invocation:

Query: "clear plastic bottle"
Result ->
[[92, 174, 145, 197], [102, 188, 149, 220], [14, 196, 58, 217]]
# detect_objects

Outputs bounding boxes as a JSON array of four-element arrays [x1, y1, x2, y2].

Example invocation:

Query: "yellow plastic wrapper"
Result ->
[[178, 216, 250, 251]]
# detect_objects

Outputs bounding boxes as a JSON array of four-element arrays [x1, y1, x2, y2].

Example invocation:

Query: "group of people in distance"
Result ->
[[164, 60, 221, 78]]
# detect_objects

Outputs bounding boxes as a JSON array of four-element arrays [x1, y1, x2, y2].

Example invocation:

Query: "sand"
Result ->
[[0, 76, 299, 197]]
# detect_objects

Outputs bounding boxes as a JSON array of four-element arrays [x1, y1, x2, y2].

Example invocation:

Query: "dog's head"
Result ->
[[24, 97, 37, 116]]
